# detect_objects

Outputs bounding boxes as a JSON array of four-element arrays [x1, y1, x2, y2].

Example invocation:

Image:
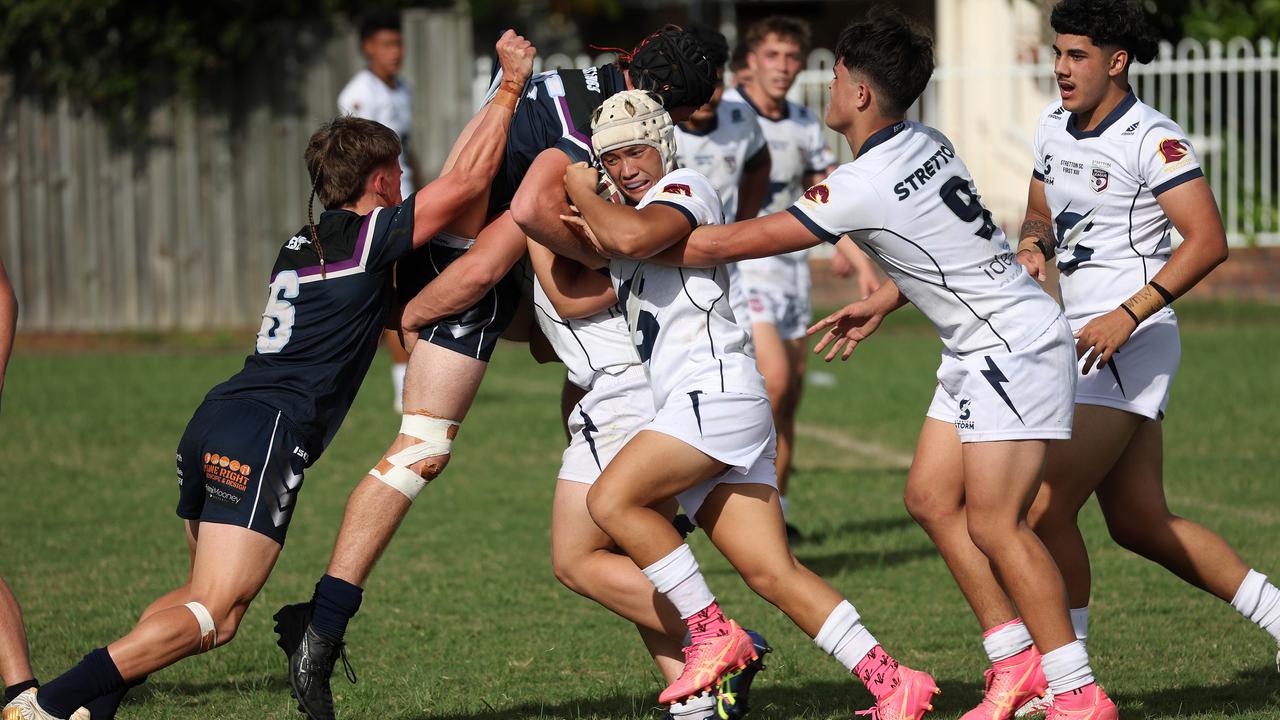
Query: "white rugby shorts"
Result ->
[[1074, 310, 1180, 420], [643, 390, 779, 519], [927, 315, 1077, 442], [732, 256, 812, 341], [559, 364, 655, 485]]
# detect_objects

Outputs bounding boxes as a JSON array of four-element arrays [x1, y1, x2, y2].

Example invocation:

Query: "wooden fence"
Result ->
[[0, 7, 474, 332]]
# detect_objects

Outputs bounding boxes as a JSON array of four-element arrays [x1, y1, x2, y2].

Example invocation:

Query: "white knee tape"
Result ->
[[369, 413, 460, 501], [184, 601, 217, 652]]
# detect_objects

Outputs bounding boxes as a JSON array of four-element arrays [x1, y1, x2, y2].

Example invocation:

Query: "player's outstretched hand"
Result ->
[[1016, 248, 1047, 282], [807, 301, 885, 362], [1074, 307, 1136, 375], [496, 29, 536, 85]]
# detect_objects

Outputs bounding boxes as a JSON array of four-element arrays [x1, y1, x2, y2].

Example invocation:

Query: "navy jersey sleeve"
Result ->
[[365, 193, 417, 272]]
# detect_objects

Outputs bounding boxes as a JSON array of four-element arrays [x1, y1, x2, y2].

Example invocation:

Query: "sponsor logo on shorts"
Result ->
[[956, 398, 975, 430], [205, 482, 241, 505], [204, 451, 250, 492]]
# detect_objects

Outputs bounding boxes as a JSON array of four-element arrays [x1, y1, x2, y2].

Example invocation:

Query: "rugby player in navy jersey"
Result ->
[[1, 32, 535, 720], [271, 26, 716, 720]]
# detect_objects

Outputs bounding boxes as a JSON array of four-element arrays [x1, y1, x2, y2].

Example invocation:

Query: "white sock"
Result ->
[[668, 694, 716, 718], [982, 619, 1033, 663], [779, 495, 790, 518], [391, 362, 407, 413], [814, 600, 879, 672], [1040, 640, 1095, 694], [1231, 570, 1280, 643], [1069, 606, 1089, 643], [641, 545, 716, 619]]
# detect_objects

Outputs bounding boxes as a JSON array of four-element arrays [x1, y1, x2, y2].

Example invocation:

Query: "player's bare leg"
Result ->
[[750, 323, 799, 529], [1097, 418, 1249, 598], [905, 419, 1048, 718], [0, 579, 35, 701], [905, 419, 1019, 629], [551, 480, 686, 682], [1027, 404, 1141, 619], [961, 439, 1114, 716], [697, 483, 937, 715], [12, 522, 279, 719], [325, 343, 487, 587]]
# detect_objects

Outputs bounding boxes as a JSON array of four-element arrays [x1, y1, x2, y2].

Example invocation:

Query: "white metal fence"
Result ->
[[478, 36, 1280, 247]]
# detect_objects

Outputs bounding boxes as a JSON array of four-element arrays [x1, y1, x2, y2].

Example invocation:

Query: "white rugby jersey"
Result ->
[[609, 168, 766, 406], [530, 274, 641, 390], [338, 69, 415, 198], [1033, 92, 1203, 326], [674, 98, 768, 221], [789, 121, 1062, 357], [724, 85, 836, 276]]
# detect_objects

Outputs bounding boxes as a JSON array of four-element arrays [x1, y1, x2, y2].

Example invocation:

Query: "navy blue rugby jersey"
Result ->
[[204, 197, 416, 464], [493, 64, 627, 209]]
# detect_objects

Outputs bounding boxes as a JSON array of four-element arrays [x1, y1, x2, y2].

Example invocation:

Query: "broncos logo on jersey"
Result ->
[[1054, 204, 1099, 275]]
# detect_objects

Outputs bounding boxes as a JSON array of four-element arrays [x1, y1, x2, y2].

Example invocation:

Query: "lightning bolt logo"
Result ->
[[980, 356, 1025, 425]]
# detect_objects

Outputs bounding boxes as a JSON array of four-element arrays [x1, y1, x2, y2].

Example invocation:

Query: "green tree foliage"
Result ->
[[0, 0, 447, 117], [1182, 0, 1280, 41]]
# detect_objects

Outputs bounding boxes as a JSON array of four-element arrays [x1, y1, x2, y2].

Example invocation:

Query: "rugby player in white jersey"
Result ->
[[560, 89, 939, 720], [647, 11, 1123, 719], [1015, 0, 1280, 675], [673, 26, 771, 229], [338, 10, 419, 410], [722, 17, 877, 537], [524, 243, 768, 720]]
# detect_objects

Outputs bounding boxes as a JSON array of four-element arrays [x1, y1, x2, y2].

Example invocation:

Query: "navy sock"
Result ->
[[310, 574, 363, 643], [82, 675, 146, 719], [37, 648, 124, 718], [4, 679, 38, 703]]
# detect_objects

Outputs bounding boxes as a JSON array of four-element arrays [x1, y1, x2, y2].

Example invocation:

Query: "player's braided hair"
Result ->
[[620, 25, 717, 112], [304, 117, 401, 278], [1050, 0, 1159, 66]]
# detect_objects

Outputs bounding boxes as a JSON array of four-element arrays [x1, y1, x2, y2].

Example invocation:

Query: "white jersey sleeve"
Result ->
[[645, 169, 725, 228], [1137, 117, 1203, 197], [789, 122, 1062, 357], [786, 166, 885, 241]]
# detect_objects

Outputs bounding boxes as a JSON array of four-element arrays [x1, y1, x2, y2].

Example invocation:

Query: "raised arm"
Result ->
[[562, 163, 694, 259], [648, 210, 821, 268], [526, 239, 618, 319], [1014, 176, 1055, 282], [0, 258, 17, 413], [410, 30, 535, 248]]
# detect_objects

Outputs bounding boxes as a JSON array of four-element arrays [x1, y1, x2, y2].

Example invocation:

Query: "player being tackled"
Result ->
[[556, 88, 937, 719]]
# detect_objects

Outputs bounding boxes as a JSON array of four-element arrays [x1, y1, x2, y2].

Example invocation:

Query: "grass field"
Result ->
[[2, 301, 1278, 719]]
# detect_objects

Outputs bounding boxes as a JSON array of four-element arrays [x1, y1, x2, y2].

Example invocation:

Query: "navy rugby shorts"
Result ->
[[175, 399, 306, 545], [396, 237, 521, 362]]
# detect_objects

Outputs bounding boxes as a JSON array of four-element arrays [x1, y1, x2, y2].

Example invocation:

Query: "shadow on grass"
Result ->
[[791, 546, 937, 577], [1110, 666, 1280, 718], [791, 515, 917, 545], [401, 676, 985, 720]]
